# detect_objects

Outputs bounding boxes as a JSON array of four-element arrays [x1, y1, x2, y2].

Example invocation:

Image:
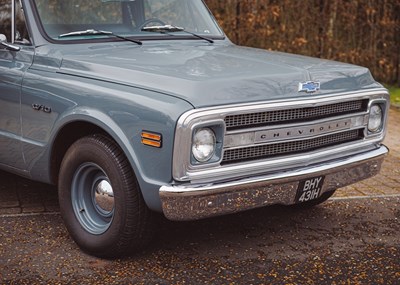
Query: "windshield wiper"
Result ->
[[58, 29, 142, 45], [141, 25, 214, 44]]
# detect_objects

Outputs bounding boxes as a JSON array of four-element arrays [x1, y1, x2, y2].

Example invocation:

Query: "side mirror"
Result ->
[[0, 34, 21, 52]]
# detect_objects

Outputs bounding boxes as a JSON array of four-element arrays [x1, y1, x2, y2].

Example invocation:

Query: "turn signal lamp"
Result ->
[[141, 131, 162, 148]]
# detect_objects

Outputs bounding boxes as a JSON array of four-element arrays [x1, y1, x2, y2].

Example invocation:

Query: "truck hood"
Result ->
[[57, 42, 379, 108]]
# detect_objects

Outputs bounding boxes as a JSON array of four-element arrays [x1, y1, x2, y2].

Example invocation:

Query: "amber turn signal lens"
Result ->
[[141, 131, 162, 148]]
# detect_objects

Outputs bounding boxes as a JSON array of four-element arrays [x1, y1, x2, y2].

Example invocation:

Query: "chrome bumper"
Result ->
[[159, 146, 388, 221]]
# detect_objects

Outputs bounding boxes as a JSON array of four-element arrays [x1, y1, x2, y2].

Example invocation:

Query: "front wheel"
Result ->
[[58, 134, 153, 258]]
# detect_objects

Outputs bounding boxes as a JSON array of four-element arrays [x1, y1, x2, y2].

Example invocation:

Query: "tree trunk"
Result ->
[[235, 0, 241, 44]]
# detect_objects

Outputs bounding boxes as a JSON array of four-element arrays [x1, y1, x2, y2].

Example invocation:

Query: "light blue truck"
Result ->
[[0, 0, 389, 257]]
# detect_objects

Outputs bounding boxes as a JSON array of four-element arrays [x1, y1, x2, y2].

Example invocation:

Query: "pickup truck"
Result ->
[[0, 0, 389, 258]]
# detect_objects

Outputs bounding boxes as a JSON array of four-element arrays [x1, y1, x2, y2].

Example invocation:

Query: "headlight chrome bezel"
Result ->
[[190, 122, 225, 165], [368, 104, 383, 132], [192, 128, 216, 163], [367, 102, 385, 135]]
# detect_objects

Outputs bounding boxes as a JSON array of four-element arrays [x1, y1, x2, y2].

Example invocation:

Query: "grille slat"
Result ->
[[225, 100, 366, 130], [222, 129, 361, 164]]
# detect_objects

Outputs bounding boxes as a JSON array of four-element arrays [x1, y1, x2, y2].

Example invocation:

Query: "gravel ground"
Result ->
[[0, 197, 399, 284]]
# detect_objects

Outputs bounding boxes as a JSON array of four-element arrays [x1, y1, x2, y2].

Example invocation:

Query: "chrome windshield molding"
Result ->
[[161, 146, 388, 221], [172, 89, 389, 182]]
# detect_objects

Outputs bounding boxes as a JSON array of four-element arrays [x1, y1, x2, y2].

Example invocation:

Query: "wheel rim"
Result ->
[[71, 163, 115, 235]]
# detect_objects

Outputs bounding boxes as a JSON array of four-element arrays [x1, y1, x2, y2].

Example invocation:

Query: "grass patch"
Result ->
[[385, 85, 400, 107]]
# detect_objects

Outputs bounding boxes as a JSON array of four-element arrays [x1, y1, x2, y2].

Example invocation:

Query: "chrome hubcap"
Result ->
[[94, 180, 114, 214]]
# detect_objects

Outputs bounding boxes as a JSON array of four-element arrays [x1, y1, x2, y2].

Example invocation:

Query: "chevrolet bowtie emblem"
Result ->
[[298, 81, 321, 93]]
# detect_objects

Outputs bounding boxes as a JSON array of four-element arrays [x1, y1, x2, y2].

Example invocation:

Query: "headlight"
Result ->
[[368, 104, 383, 132], [192, 128, 216, 162]]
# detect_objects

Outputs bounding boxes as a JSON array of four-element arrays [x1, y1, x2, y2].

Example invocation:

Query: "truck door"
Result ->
[[0, 0, 34, 170]]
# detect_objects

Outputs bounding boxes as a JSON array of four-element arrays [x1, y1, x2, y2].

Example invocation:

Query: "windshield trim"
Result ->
[[29, 0, 226, 45]]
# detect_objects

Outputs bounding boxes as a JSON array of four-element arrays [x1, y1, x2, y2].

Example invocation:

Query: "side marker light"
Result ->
[[141, 131, 162, 148]]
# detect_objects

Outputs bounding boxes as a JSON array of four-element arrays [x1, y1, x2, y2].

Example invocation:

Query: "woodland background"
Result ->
[[205, 0, 400, 86]]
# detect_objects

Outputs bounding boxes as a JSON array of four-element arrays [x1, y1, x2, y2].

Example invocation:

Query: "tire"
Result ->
[[290, 190, 336, 210], [58, 134, 153, 258]]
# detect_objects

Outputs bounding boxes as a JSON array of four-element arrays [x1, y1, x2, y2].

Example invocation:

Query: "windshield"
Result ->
[[33, 0, 224, 41]]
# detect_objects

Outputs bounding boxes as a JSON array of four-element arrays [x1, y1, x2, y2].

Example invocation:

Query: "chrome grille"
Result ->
[[225, 100, 366, 130], [222, 129, 361, 164]]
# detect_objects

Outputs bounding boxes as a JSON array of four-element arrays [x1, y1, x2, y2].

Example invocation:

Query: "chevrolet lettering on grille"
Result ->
[[255, 118, 351, 143]]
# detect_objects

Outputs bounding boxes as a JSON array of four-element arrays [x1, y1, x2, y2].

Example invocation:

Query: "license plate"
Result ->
[[295, 176, 325, 204]]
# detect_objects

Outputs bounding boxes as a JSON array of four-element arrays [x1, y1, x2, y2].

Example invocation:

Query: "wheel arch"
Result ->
[[47, 110, 145, 192], [49, 120, 107, 185]]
